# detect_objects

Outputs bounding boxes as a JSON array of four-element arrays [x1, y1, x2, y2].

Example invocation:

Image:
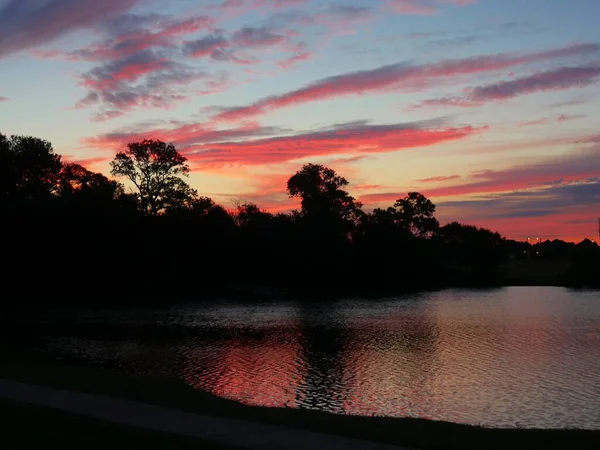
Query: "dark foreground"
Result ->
[[1, 358, 598, 450], [2, 399, 239, 450]]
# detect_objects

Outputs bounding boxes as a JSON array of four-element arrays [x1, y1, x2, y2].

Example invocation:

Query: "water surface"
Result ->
[[32, 287, 600, 428]]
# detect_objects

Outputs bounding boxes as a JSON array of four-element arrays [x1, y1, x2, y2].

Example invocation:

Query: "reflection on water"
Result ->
[[35, 287, 600, 428]]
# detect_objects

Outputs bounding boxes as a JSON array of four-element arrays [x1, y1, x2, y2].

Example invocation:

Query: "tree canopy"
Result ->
[[1, 134, 62, 200], [392, 192, 440, 238], [110, 139, 197, 216], [4, 131, 598, 299], [287, 163, 362, 222]]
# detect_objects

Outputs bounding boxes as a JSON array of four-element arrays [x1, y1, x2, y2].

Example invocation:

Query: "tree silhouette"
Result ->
[[110, 139, 197, 216], [391, 192, 439, 238], [1, 134, 62, 201], [287, 163, 362, 222], [438, 221, 505, 279], [57, 163, 124, 202], [4, 131, 594, 297], [234, 202, 273, 229]]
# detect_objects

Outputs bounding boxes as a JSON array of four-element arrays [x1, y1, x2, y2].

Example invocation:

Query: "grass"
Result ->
[[1, 357, 599, 450], [496, 259, 572, 285], [1, 398, 243, 450]]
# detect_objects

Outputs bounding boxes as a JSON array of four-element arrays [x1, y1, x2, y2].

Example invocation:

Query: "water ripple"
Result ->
[[30, 287, 600, 429]]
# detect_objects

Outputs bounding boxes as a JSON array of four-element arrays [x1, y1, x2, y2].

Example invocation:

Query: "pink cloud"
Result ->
[[468, 65, 600, 101], [416, 175, 461, 183], [549, 98, 587, 109], [45, 12, 223, 120], [0, 0, 139, 59], [73, 43, 218, 120], [409, 96, 483, 110], [352, 184, 384, 191], [435, 181, 599, 243], [439, 0, 477, 5], [79, 51, 174, 91], [184, 34, 230, 58], [278, 51, 312, 68], [68, 16, 213, 62], [219, 0, 307, 10], [185, 124, 480, 167], [213, 43, 599, 122], [359, 146, 600, 205], [409, 65, 600, 110], [87, 121, 482, 167], [212, 0, 308, 22], [0, 97, 9, 102], [271, 4, 373, 38], [387, 0, 437, 15], [258, 0, 308, 7], [517, 114, 587, 127], [277, 42, 312, 68], [183, 24, 304, 66], [387, 0, 477, 15], [232, 26, 287, 47]]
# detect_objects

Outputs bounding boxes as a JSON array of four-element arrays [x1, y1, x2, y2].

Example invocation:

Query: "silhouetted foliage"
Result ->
[[110, 139, 197, 216], [566, 239, 600, 286], [3, 132, 598, 300], [437, 222, 505, 282], [392, 192, 440, 238], [57, 163, 125, 203], [1, 134, 62, 201], [288, 163, 362, 223]]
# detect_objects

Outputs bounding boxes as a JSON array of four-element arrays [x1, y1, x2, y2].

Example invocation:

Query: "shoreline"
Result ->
[[1, 358, 598, 450], [3, 280, 599, 311]]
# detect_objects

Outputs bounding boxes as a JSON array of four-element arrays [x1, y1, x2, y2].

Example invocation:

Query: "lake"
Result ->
[[21, 287, 600, 428]]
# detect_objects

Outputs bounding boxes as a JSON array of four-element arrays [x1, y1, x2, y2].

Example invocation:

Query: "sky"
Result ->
[[0, 0, 599, 242]]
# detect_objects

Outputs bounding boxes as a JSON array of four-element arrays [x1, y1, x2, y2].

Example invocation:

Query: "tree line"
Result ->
[[2, 134, 598, 302]]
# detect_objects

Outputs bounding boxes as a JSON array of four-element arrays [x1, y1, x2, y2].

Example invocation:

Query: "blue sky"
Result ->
[[1, 0, 599, 241]]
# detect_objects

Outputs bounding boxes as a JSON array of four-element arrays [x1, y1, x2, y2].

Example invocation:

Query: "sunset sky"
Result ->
[[1, 0, 599, 241]]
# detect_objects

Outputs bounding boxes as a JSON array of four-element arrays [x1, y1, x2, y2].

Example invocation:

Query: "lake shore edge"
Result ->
[[1, 358, 598, 450]]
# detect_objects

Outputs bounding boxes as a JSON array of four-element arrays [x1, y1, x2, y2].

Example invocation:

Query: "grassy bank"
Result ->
[[1, 398, 242, 450], [1, 358, 598, 450], [496, 259, 573, 286]]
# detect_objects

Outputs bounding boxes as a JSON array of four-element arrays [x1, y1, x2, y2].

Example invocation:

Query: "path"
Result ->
[[0, 379, 412, 450]]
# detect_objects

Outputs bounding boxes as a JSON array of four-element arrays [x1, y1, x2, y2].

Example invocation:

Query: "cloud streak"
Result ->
[[387, 0, 477, 15], [183, 24, 306, 66], [187, 124, 479, 166], [75, 51, 213, 121], [64, 13, 224, 120], [468, 66, 600, 101], [413, 65, 600, 109], [0, 0, 139, 58], [416, 175, 461, 183], [87, 120, 482, 167], [435, 180, 600, 241], [517, 114, 587, 127], [213, 43, 599, 121], [68, 15, 213, 62], [359, 145, 600, 204]]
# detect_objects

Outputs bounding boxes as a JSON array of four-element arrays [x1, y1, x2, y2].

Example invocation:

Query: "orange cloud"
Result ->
[[185, 125, 480, 166], [416, 175, 461, 183], [360, 146, 600, 204], [87, 121, 483, 167]]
